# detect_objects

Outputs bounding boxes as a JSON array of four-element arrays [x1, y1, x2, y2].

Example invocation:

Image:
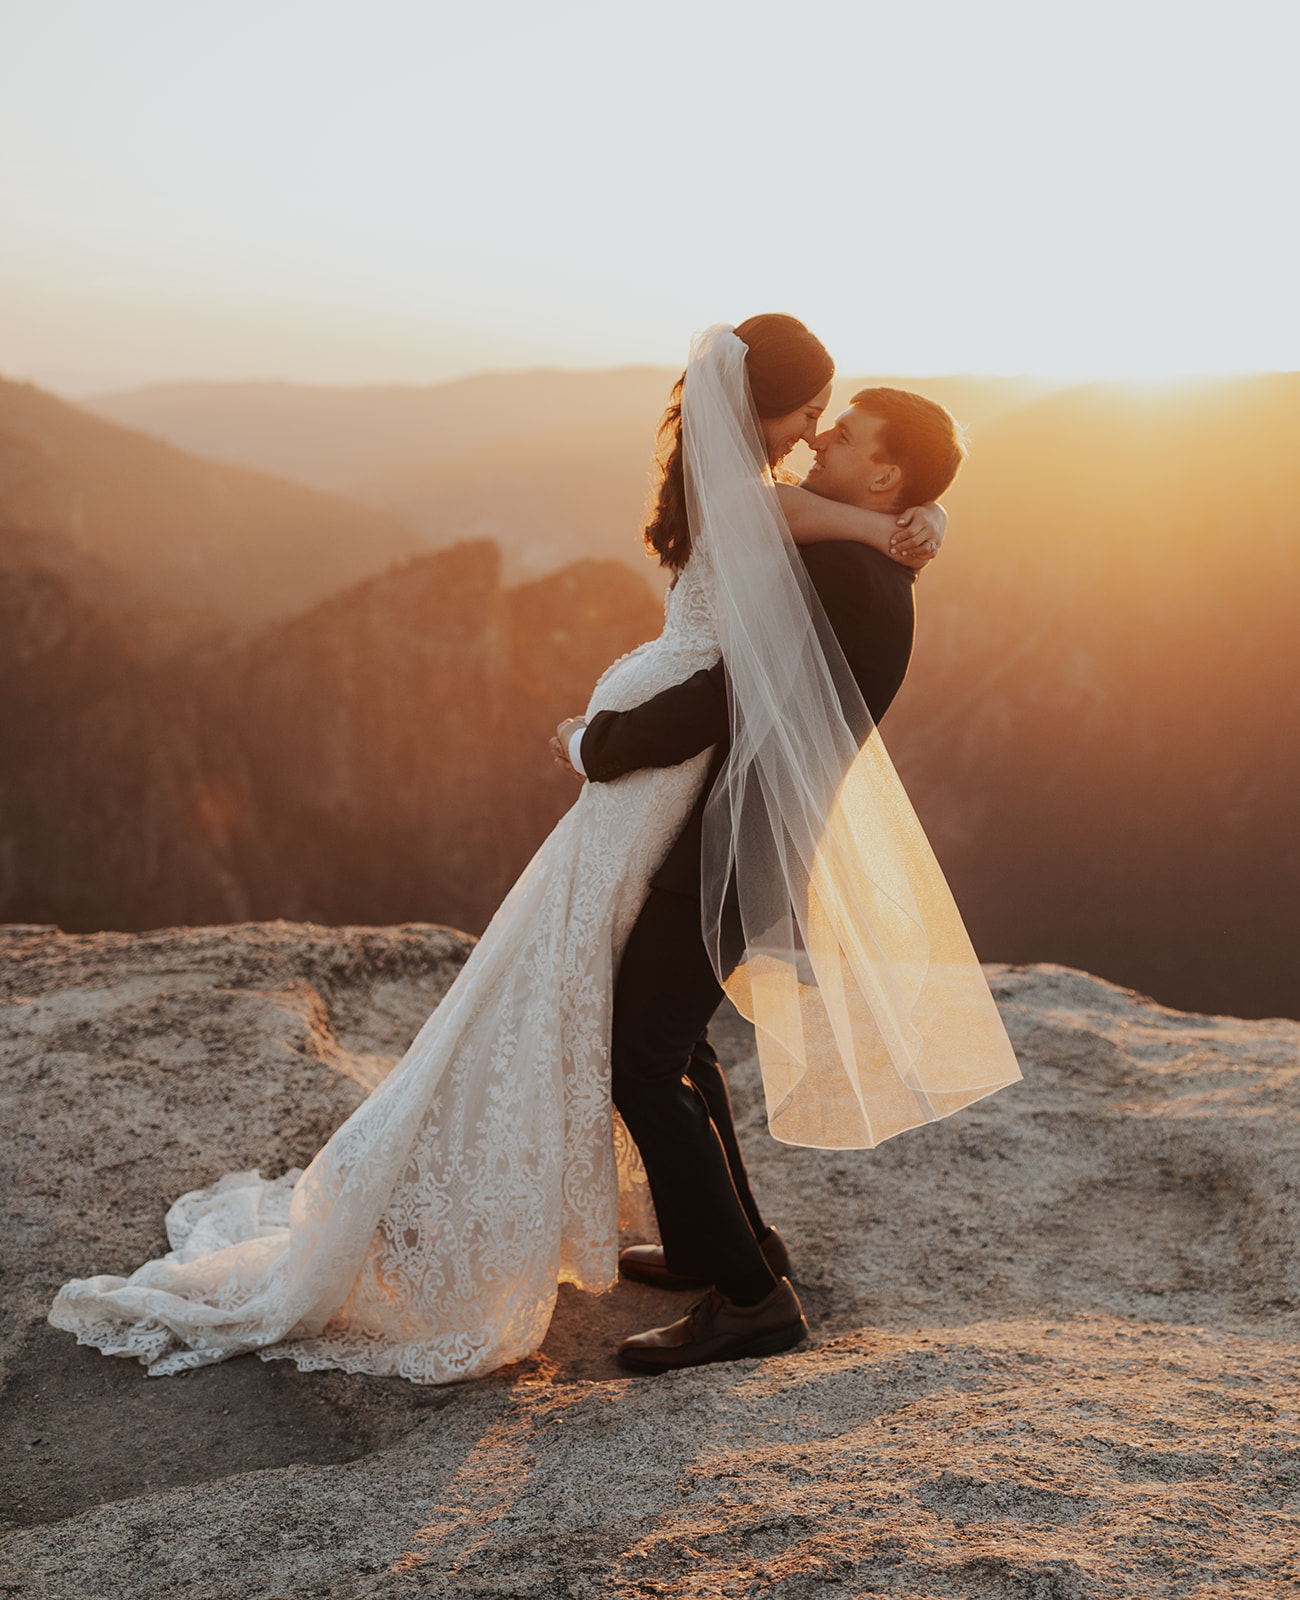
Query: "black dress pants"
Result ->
[[611, 887, 773, 1300]]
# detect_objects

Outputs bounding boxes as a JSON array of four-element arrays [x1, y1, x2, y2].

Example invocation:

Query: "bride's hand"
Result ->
[[889, 502, 947, 569], [552, 717, 587, 779]]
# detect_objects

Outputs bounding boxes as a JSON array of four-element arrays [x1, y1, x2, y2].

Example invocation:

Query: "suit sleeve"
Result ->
[[581, 662, 727, 783]]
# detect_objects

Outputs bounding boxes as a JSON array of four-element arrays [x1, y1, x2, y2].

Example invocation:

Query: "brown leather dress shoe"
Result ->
[[617, 1278, 808, 1373], [618, 1228, 794, 1291]]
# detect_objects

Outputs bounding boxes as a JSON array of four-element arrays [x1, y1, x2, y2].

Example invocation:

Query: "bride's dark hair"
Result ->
[[643, 314, 835, 572]]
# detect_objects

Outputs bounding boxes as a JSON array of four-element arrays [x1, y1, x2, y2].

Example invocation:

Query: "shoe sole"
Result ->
[[617, 1318, 808, 1373]]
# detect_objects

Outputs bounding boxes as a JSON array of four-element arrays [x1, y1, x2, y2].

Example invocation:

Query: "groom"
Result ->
[[556, 387, 966, 1371]]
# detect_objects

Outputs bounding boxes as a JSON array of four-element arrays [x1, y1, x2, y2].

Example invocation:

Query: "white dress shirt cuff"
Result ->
[[568, 726, 588, 777]]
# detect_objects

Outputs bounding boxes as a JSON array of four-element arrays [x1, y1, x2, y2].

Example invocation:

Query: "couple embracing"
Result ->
[[51, 317, 1021, 1384]]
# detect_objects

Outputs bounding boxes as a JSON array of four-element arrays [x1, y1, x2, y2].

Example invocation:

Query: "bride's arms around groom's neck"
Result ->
[[775, 485, 946, 571]]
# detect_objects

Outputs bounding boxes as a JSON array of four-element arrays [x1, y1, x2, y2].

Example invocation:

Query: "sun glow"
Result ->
[[2, 0, 1297, 392]]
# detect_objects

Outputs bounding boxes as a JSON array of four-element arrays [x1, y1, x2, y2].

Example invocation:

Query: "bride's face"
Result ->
[[760, 382, 833, 467]]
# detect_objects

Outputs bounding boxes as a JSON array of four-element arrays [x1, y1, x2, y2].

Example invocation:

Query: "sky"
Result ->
[[2, 0, 1298, 393]]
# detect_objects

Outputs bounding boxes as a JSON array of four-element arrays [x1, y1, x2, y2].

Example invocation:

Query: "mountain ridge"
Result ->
[[0, 374, 427, 650], [3, 370, 1298, 1019]]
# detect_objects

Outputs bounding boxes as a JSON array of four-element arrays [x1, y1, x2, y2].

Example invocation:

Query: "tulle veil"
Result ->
[[684, 325, 1021, 1149]]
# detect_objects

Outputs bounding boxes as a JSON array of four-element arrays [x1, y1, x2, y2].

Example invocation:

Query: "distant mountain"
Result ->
[[363, 417, 663, 583], [887, 371, 1300, 1020], [85, 371, 1054, 491], [0, 376, 425, 651], [0, 543, 662, 938], [84, 368, 681, 495], [6, 367, 1298, 1020], [85, 371, 1059, 583]]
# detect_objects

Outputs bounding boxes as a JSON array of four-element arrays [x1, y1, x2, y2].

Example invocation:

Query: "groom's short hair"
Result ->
[[850, 387, 967, 505]]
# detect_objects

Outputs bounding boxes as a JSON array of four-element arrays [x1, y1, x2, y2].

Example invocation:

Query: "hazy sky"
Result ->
[[2, 0, 1297, 392]]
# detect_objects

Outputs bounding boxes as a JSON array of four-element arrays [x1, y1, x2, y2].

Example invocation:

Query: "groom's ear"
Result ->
[[871, 460, 904, 497]]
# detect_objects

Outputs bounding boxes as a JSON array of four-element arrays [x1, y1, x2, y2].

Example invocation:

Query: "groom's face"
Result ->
[[803, 408, 896, 507]]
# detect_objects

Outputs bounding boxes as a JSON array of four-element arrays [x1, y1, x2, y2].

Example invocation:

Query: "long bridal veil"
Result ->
[[685, 325, 1021, 1149]]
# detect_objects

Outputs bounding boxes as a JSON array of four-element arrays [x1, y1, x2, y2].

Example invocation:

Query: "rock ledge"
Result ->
[[2, 923, 1297, 1598]]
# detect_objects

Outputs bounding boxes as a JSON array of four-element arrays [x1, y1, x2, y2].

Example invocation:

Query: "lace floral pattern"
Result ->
[[49, 561, 720, 1383]]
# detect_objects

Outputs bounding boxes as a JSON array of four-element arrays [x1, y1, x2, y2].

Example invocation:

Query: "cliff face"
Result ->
[[0, 564, 219, 931], [0, 543, 662, 937], [1, 925, 1297, 1596]]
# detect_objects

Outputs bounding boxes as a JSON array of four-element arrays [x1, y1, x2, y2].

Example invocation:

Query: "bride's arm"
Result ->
[[775, 485, 947, 570]]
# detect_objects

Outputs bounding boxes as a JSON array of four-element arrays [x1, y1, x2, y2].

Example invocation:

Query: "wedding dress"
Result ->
[[49, 558, 722, 1384], [51, 324, 1021, 1386]]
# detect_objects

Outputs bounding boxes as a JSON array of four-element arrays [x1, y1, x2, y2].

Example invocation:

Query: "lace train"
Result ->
[[49, 566, 721, 1383]]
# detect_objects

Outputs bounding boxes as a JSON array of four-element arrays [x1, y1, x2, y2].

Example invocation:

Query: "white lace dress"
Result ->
[[49, 560, 720, 1384]]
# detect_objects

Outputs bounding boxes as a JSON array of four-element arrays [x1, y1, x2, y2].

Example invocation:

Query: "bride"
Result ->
[[50, 315, 1018, 1384]]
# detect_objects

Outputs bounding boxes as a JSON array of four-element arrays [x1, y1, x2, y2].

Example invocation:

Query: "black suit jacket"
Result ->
[[581, 540, 918, 897]]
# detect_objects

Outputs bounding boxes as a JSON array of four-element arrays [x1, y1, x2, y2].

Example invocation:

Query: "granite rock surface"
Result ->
[[1, 922, 1297, 1598]]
